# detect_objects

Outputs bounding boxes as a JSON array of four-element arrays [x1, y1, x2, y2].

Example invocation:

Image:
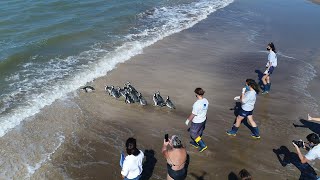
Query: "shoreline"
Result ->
[[1, 0, 320, 179]]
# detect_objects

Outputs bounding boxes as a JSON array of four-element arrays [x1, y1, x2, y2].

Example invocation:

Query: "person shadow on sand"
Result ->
[[273, 146, 318, 180], [140, 150, 157, 180], [255, 69, 266, 90], [293, 119, 320, 135]]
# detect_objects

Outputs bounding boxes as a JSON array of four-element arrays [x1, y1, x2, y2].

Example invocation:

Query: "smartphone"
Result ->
[[165, 134, 169, 142]]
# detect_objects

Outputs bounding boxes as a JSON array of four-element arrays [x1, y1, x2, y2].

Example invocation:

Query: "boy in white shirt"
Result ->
[[185, 88, 209, 152]]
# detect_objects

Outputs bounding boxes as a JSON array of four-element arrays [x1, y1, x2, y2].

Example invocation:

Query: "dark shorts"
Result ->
[[238, 108, 253, 118], [265, 66, 275, 75], [189, 120, 206, 139], [167, 163, 187, 180]]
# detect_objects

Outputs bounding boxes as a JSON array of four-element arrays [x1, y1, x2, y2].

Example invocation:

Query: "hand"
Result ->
[[292, 142, 299, 149], [185, 119, 190, 126], [308, 114, 312, 121], [163, 139, 169, 146], [242, 87, 246, 94]]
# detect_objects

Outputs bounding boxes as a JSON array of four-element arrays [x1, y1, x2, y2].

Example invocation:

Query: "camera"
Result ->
[[292, 140, 304, 148]]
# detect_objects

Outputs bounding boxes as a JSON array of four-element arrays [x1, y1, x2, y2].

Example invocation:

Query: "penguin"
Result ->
[[81, 86, 95, 93], [119, 87, 128, 98], [153, 93, 160, 106], [110, 86, 121, 98], [155, 91, 165, 106], [138, 93, 147, 106], [105, 85, 113, 95], [128, 87, 140, 102], [125, 82, 138, 94], [125, 92, 134, 104], [165, 96, 176, 109]]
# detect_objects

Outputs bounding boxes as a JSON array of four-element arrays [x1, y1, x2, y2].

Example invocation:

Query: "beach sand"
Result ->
[[2, 0, 320, 179]]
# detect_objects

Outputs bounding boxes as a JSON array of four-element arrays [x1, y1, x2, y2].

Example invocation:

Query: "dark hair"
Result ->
[[239, 169, 252, 180], [246, 79, 260, 94], [126, 137, 140, 156], [306, 133, 320, 144], [194, 88, 205, 96], [268, 42, 276, 53]]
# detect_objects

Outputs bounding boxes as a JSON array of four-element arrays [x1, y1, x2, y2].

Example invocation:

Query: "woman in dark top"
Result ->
[[162, 135, 188, 180]]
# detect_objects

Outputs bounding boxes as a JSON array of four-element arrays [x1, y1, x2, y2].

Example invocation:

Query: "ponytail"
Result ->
[[246, 79, 260, 94]]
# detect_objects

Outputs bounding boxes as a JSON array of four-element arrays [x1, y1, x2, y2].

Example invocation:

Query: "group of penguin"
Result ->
[[81, 82, 175, 109]]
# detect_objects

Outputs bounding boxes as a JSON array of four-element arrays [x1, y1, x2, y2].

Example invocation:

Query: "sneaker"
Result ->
[[226, 130, 237, 136], [261, 91, 269, 95], [199, 146, 208, 152], [190, 141, 199, 149], [251, 134, 261, 139]]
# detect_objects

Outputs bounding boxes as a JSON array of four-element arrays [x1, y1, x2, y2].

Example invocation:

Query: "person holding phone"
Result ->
[[120, 138, 144, 180], [162, 135, 188, 180]]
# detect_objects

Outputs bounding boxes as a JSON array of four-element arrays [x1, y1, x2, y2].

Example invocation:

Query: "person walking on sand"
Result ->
[[226, 79, 261, 139], [162, 135, 188, 180], [262, 42, 277, 94], [120, 138, 144, 180], [308, 114, 320, 122], [185, 87, 209, 152]]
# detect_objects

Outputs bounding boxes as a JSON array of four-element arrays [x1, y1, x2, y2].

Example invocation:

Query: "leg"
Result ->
[[193, 121, 208, 152], [266, 76, 270, 84], [235, 115, 245, 127], [262, 74, 270, 93], [226, 115, 245, 136], [247, 115, 260, 138], [262, 74, 268, 86], [189, 122, 201, 148], [247, 115, 257, 127]]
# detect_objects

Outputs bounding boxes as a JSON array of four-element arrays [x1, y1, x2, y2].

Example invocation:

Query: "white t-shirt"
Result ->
[[267, 51, 277, 67], [241, 90, 256, 111], [305, 144, 320, 161], [192, 98, 209, 123], [121, 150, 144, 179]]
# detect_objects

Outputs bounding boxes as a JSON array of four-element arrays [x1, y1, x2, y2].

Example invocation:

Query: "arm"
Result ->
[[187, 113, 196, 122], [292, 143, 310, 164], [162, 139, 169, 158], [185, 103, 198, 125], [311, 118, 320, 121], [121, 162, 128, 179], [308, 114, 320, 122], [240, 89, 246, 102]]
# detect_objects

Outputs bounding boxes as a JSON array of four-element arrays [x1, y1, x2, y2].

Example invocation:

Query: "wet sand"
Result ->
[[2, 0, 320, 179], [37, 3, 319, 178]]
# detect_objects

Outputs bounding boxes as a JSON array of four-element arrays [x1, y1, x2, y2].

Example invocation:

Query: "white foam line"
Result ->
[[0, 0, 234, 137], [257, 50, 296, 59], [25, 134, 65, 177]]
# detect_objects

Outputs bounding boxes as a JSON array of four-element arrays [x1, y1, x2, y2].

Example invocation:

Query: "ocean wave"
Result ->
[[0, 0, 234, 137]]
